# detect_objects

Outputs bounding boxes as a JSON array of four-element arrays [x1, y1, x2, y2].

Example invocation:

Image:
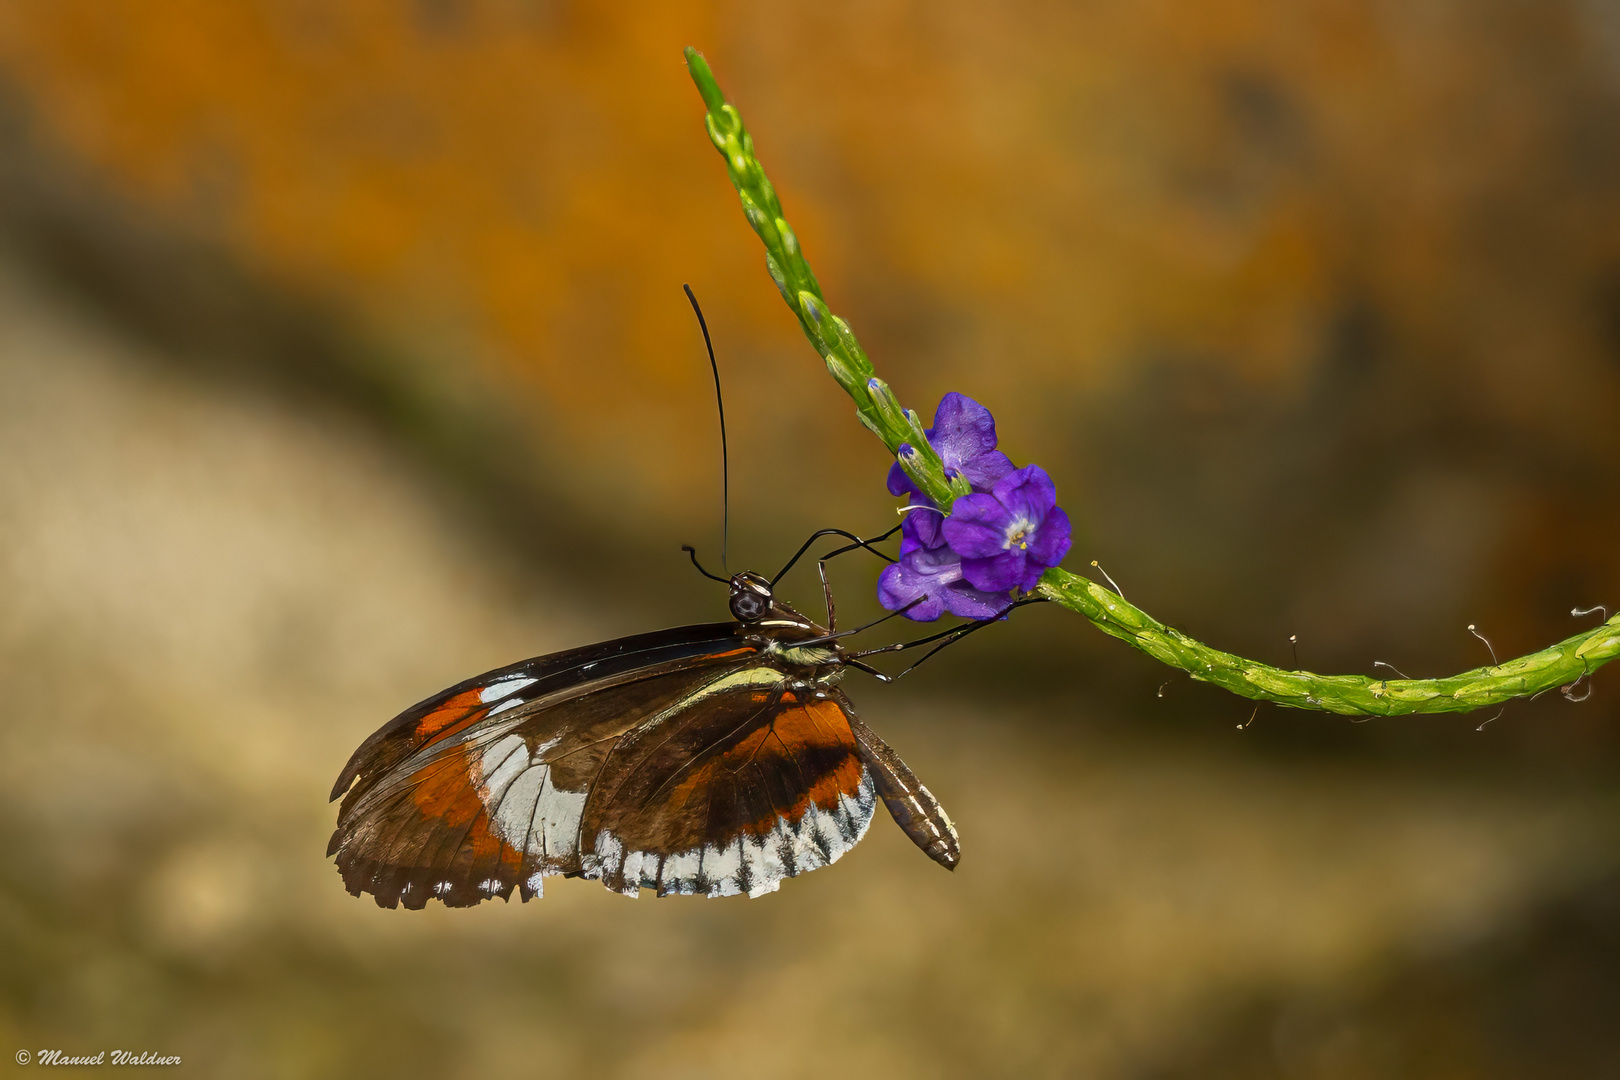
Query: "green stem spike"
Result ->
[[683, 47, 952, 509], [683, 46, 1620, 717]]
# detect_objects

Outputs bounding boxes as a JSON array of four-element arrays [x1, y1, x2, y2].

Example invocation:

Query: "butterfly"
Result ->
[[327, 562, 962, 907], [329, 286, 981, 907]]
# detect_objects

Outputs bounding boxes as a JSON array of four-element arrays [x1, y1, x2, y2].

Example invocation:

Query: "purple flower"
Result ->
[[877, 539, 1015, 622], [943, 465, 1072, 592], [877, 495, 1014, 622], [887, 392, 1015, 497], [897, 493, 944, 553], [877, 393, 1071, 622]]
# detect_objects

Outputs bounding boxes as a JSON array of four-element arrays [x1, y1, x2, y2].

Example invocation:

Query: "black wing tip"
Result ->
[[329, 767, 357, 803]]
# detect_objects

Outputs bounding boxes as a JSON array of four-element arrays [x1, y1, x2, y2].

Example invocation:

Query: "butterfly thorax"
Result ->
[[729, 570, 845, 684], [754, 620, 843, 681]]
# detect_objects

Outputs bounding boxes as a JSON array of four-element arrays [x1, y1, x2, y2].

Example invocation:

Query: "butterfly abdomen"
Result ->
[[846, 708, 961, 870]]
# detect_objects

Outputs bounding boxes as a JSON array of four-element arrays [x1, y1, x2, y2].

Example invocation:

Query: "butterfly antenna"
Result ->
[[684, 284, 728, 573], [681, 545, 729, 584]]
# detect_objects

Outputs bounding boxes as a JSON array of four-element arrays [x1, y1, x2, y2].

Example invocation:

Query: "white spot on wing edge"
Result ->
[[535, 771, 586, 863], [805, 800, 848, 863], [480, 676, 537, 703], [787, 807, 829, 871], [742, 833, 785, 897], [660, 850, 701, 894], [745, 840, 784, 897], [699, 838, 743, 896], [589, 830, 623, 878], [620, 849, 650, 890]]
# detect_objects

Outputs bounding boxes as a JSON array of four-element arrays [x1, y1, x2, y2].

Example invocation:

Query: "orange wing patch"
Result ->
[[329, 744, 527, 908], [407, 748, 529, 866], [661, 693, 864, 838], [412, 689, 488, 743], [409, 749, 481, 824], [762, 696, 868, 831], [583, 689, 879, 898]]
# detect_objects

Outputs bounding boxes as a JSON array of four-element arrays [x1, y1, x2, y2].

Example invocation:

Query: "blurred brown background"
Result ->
[[2, 2, 1619, 1077]]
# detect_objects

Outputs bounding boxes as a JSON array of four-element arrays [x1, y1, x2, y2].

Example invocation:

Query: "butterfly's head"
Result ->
[[728, 571, 775, 623]]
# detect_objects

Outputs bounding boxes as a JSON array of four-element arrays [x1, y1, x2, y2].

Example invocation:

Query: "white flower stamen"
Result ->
[[1004, 517, 1035, 551]]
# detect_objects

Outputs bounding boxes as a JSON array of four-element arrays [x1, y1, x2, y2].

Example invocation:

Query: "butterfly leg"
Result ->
[[842, 658, 892, 683], [847, 597, 1049, 679], [817, 556, 838, 630], [811, 521, 909, 629]]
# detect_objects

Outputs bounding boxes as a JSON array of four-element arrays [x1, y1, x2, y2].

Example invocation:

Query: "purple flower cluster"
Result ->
[[878, 393, 1072, 621]]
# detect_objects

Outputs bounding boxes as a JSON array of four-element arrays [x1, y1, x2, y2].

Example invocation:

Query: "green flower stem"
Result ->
[[684, 47, 966, 511], [1037, 568, 1618, 716], [684, 47, 1620, 716]]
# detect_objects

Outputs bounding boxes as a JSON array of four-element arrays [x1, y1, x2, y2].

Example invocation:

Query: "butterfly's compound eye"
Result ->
[[729, 573, 773, 623]]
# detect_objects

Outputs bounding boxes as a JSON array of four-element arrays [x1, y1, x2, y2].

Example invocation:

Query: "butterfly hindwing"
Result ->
[[580, 685, 878, 899]]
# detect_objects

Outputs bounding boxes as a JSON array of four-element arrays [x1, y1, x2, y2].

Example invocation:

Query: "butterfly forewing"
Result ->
[[329, 625, 760, 908], [329, 622, 750, 807]]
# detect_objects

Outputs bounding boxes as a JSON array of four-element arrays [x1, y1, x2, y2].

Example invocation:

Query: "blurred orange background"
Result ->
[[1, 2, 1618, 1077]]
